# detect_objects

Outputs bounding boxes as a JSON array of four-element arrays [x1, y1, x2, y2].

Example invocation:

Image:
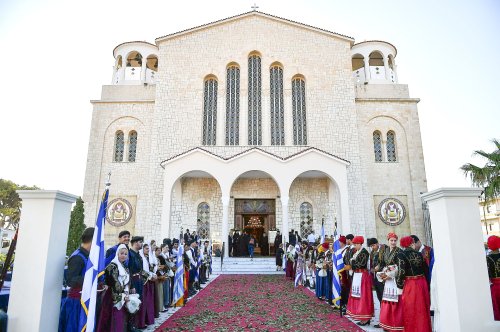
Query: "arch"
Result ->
[[270, 64, 284, 145], [292, 73, 306, 81], [204, 74, 218, 81], [248, 50, 262, 57], [226, 63, 240, 145], [197, 202, 211, 240], [128, 130, 137, 162], [226, 62, 240, 69], [248, 53, 262, 145], [373, 130, 383, 162], [369, 51, 384, 66], [292, 76, 307, 145], [113, 131, 124, 162], [352, 53, 364, 71], [146, 54, 158, 71], [229, 170, 282, 196], [386, 130, 397, 162], [126, 51, 143, 67], [202, 77, 218, 145], [269, 61, 283, 69]]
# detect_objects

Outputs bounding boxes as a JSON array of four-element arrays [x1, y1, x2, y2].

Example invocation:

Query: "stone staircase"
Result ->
[[211, 257, 284, 275]]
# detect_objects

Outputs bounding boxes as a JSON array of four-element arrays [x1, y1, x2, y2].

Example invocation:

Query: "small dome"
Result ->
[[112, 41, 159, 85]]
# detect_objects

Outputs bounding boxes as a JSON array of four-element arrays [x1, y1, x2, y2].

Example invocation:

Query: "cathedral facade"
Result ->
[[83, 11, 428, 255]]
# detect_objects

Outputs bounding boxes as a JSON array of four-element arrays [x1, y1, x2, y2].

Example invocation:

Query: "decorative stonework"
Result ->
[[378, 197, 406, 226], [106, 197, 133, 226]]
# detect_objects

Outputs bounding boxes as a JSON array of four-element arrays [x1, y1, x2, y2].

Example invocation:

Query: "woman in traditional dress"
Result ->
[[286, 244, 296, 280], [159, 243, 173, 310], [139, 243, 156, 326], [345, 236, 374, 326], [377, 232, 404, 331], [315, 242, 329, 299], [154, 247, 166, 313], [396, 236, 432, 332], [486, 235, 500, 320], [97, 244, 130, 332]]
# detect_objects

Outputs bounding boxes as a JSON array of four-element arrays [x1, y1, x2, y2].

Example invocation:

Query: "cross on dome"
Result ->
[[251, 3, 259, 11]]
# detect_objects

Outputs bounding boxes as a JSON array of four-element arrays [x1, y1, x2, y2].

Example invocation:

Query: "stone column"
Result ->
[[141, 58, 147, 82], [281, 196, 289, 243], [363, 56, 371, 82], [383, 56, 390, 81], [221, 196, 230, 258], [8, 190, 77, 332], [421, 188, 499, 332]]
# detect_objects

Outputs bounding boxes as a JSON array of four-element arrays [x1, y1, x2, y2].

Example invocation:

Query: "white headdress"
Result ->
[[111, 244, 130, 288]]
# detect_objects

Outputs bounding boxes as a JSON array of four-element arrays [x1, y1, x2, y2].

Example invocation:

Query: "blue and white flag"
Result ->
[[172, 242, 185, 305], [331, 228, 344, 307], [195, 248, 202, 282], [79, 188, 109, 332], [320, 219, 325, 244]]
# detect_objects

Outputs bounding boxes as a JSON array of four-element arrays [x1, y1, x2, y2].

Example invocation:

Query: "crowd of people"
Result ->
[[58, 229, 212, 332]]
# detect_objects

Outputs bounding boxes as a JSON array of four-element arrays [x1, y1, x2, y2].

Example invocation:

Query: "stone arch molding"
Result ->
[[160, 148, 352, 255]]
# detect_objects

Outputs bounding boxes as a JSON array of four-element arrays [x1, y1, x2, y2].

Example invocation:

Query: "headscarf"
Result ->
[[139, 245, 152, 274], [387, 232, 398, 240], [111, 244, 130, 288]]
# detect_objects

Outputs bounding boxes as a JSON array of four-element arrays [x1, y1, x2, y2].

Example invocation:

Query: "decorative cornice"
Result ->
[[421, 187, 483, 203], [17, 190, 79, 203]]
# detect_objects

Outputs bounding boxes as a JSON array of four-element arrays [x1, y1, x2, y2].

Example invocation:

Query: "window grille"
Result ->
[[300, 202, 313, 238], [225, 66, 240, 145], [373, 131, 383, 162], [128, 131, 137, 162], [292, 78, 307, 145], [387, 131, 397, 162], [114, 131, 124, 162], [197, 202, 210, 240], [248, 55, 262, 145], [270, 66, 284, 145], [202, 78, 218, 145]]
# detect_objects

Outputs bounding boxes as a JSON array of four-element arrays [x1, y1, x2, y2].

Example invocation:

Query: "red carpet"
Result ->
[[156, 275, 362, 331]]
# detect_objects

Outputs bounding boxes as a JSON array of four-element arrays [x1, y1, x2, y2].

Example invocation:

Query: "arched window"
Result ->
[[128, 131, 137, 162], [270, 65, 284, 145], [387, 131, 397, 162], [226, 64, 240, 145], [292, 76, 307, 145], [202, 77, 218, 145], [197, 202, 210, 240], [125, 51, 142, 81], [373, 131, 383, 162], [248, 53, 262, 145], [114, 131, 124, 162], [300, 202, 313, 238]]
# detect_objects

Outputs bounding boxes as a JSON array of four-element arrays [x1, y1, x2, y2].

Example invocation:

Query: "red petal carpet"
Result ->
[[156, 275, 362, 331]]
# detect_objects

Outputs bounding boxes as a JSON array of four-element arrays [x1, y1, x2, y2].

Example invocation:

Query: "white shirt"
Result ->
[[307, 233, 316, 243]]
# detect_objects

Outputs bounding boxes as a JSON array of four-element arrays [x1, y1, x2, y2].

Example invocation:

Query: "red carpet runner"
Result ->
[[156, 274, 362, 331]]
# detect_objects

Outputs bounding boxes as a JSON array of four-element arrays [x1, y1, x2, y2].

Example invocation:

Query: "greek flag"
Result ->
[[331, 229, 344, 307], [320, 219, 325, 244], [172, 242, 185, 305], [195, 248, 201, 282], [78, 188, 108, 332]]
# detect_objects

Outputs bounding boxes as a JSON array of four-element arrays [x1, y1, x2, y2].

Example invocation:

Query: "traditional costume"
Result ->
[[97, 244, 136, 332], [486, 235, 500, 320], [342, 238, 356, 307], [286, 244, 296, 280], [378, 233, 404, 332], [58, 247, 89, 332], [137, 246, 155, 327], [346, 236, 374, 325], [315, 243, 329, 299], [276, 245, 284, 271], [396, 236, 432, 332]]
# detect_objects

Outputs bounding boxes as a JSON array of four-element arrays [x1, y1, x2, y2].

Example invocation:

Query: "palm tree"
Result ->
[[460, 139, 500, 233]]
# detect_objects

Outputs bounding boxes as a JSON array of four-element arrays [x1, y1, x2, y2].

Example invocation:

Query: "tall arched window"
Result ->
[[373, 131, 382, 162], [292, 76, 307, 145], [387, 131, 397, 162], [197, 202, 210, 240], [226, 64, 240, 145], [128, 131, 137, 162], [300, 202, 313, 238], [114, 131, 124, 162], [203, 77, 218, 145], [270, 64, 284, 145], [248, 53, 262, 145]]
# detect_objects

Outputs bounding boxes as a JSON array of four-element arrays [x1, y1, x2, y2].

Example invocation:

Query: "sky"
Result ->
[[0, 0, 499, 196]]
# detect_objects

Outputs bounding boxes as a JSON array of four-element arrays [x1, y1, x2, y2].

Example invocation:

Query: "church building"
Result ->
[[83, 10, 428, 256]]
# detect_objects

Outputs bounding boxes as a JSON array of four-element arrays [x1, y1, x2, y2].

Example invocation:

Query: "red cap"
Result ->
[[400, 236, 414, 248], [352, 236, 364, 244], [387, 232, 398, 240], [322, 242, 329, 250], [487, 236, 500, 251], [339, 235, 346, 244]]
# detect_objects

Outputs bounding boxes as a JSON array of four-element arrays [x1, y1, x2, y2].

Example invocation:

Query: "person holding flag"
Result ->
[[78, 185, 109, 332], [172, 239, 185, 307], [330, 231, 345, 310]]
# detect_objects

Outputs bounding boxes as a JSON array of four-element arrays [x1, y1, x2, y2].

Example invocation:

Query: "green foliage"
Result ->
[[0, 179, 40, 230], [461, 138, 500, 201], [66, 197, 86, 256]]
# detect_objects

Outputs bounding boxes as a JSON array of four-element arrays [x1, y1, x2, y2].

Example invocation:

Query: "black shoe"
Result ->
[[357, 320, 370, 326], [373, 324, 381, 328]]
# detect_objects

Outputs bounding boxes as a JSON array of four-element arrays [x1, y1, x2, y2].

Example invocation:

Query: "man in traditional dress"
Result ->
[[59, 227, 94, 332], [338, 235, 350, 313], [486, 235, 500, 320], [127, 236, 149, 329], [411, 235, 434, 288], [342, 234, 356, 309], [186, 240, 198, 295], [105, 230, 130, 267], [396, 236, 432, 332], [367, 238, 385, 304]]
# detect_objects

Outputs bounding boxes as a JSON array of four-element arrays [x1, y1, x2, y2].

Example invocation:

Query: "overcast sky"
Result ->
[[0, 0, 498, 196]]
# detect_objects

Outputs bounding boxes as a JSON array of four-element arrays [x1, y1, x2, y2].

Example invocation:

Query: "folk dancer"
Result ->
[[59, 227, 94, 332], [342, 234, 356, 308], [345, 236, 374, 326], [105, 230, 131, 267], [377, 232, 403, 332], [367, 237, 386, 304], [294, 241, 307, 287], [154, 246, 166, 314], [325, 242, 335, 304], [411, 235, 434, 288], [129, 236, 149, 329], [97, 244, 139, 332], [139, 243, 157, 327], [286, 244, 296, 280], [486, 235, 500, 320], [159, 244, 173, 311], [315, 242, 329, 299], [305, 242, 316, 289], [396, 236, 432, 332]]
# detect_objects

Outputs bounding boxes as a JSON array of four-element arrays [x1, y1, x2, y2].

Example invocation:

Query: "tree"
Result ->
[[0, 179, 40, 230], [66, 197, 86, 256], [460, 138, 500, 199]]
